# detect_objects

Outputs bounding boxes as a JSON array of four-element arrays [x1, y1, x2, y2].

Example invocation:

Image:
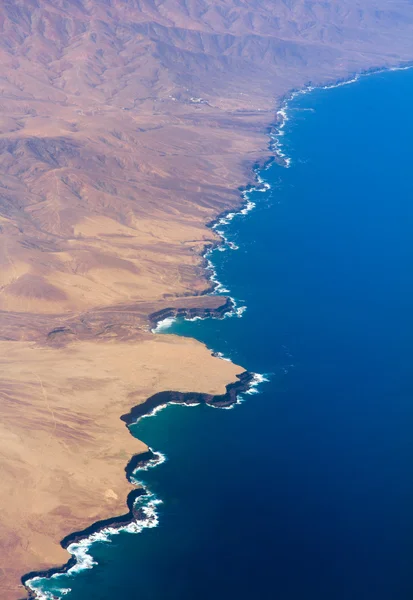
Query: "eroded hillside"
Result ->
[[0, 1, 412, 598]]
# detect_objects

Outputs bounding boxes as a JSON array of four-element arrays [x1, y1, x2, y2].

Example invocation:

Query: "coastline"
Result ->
[[23, 372, 257, 599], [21, 62, 413, 600], [19, 67, 368, 600], [148, 297, 235, 332], [272, 61, 413, 166], [21, 155, 275, 598]]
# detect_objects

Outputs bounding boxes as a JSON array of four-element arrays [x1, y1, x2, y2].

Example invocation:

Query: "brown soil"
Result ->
[[0, 1, 412, 597]]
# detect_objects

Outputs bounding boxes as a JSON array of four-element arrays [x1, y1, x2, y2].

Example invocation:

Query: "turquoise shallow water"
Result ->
[[31, 67, 413, 599]]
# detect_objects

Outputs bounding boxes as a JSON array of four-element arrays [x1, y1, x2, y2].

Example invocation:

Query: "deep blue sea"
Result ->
[[32, 67, 413, 600]]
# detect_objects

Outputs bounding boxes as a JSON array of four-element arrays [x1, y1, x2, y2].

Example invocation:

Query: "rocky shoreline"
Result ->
[[148, 296, 234, 330], [21, 487, 147, 599], [22, 371, 255, 598], [121, 371, 255, 424]]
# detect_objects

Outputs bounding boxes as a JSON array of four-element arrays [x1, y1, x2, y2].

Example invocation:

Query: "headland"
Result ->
[[0, 2, 412, 598]]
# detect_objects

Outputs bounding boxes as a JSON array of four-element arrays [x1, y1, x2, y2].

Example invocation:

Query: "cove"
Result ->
[[32, 67, 413, 600]]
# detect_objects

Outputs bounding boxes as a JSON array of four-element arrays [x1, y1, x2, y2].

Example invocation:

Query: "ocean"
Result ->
[[30, 67, 413, 600]]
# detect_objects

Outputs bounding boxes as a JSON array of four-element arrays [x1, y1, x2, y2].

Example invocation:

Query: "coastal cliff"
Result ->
[[0, 1, 412, 598]]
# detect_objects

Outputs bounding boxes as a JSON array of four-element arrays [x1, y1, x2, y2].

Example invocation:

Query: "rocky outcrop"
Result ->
[[121, 371, 255, 424], [148, 296, 234, 329]]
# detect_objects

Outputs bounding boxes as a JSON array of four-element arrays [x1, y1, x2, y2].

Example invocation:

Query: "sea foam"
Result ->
[[63, 495, 162, 576], [271, 63, 413, 169], [151, 316, 176, 333], [26, 450, 165, 599], [244, 373, 270, 395], [27, 357, 269, 599]]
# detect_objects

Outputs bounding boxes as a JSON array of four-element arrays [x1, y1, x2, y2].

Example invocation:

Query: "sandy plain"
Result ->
[[0, 1, 413, 598]]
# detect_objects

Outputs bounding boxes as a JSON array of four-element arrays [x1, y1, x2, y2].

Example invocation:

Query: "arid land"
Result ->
[[0, 1, 412, 598]]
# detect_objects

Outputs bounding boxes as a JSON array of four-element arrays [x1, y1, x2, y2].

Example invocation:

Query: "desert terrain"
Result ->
[[0, 1, 412, 598]]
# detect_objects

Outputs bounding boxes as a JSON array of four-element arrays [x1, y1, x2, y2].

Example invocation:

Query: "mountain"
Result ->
[[0, 1, 412, 598]]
